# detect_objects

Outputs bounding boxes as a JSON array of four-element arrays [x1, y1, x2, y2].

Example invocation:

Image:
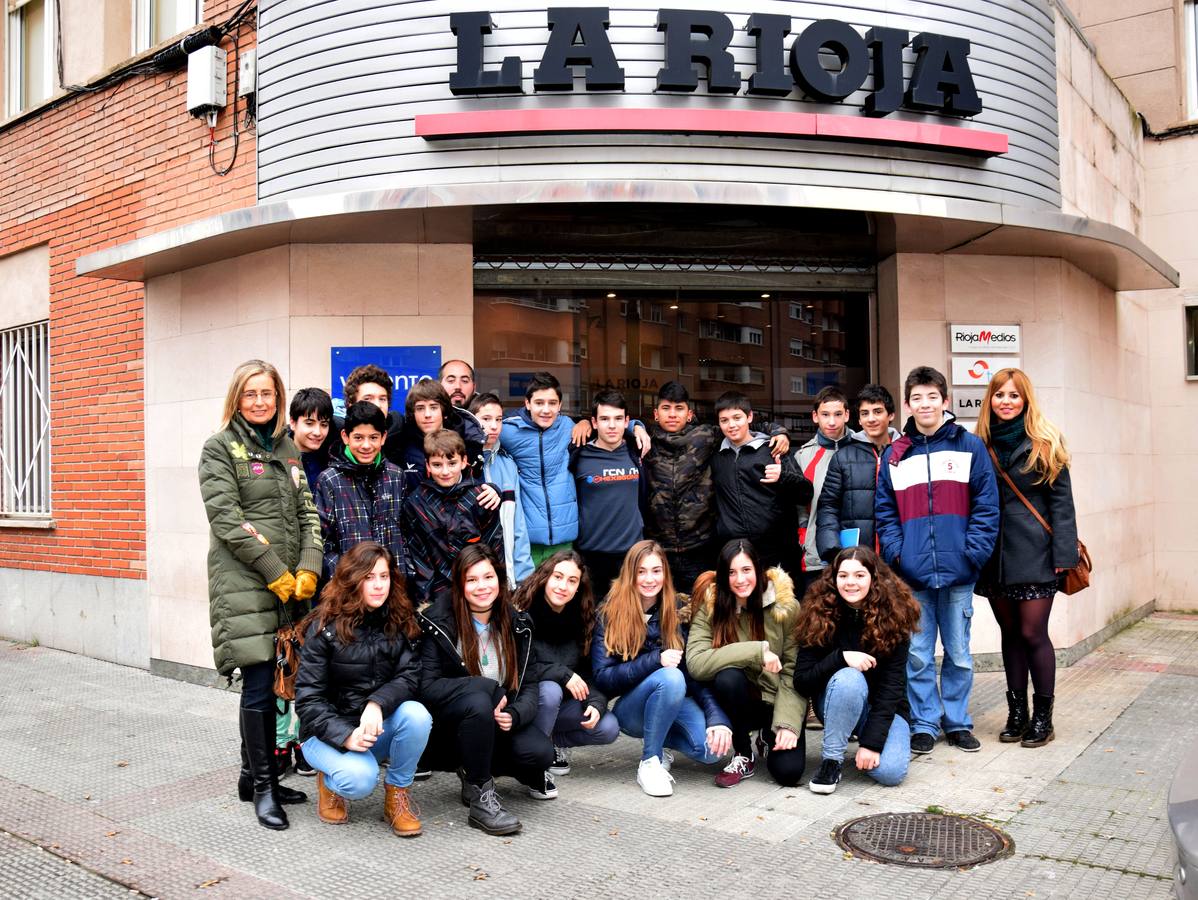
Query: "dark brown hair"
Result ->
[[706, 539, 766, 648], [344, 365, 393, 405], [299, 542, 418, 643], [512, 549, 595, 650], [405, 378, 453, 420], [793, 547, 920, 657], [424, 428, 466, 460], [451, 544, 518, 690]]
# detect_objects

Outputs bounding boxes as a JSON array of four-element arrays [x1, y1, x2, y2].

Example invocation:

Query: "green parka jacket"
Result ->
[[199, 413, 324, 676], [685, 567, 806, 735]]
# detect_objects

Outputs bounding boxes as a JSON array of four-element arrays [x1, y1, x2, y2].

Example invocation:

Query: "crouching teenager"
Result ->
[[513, 550, 619, 781], [293, 542, 432, 837], [686, 540, 805, 788], [793, 547, 921, 794], [419, 545, 553, 836], [592, 540, 731, 797]]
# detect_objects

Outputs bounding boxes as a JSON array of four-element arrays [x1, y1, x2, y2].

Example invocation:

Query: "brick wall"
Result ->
[[0, 1, 257, 578]]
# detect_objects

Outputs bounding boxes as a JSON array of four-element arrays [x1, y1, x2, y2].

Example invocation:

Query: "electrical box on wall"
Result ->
[[238, 49, 257, 98], [187, 46, 228, 116]]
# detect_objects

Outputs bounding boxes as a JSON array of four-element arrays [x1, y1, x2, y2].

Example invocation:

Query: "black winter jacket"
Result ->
[[815, 430, 896, 563], [711, 433, 812, 542], [793, 602, 910, 753], [981, 438, 1079, 585], [526, 594, 608, 717], [294, 610, 422, 749], [418, 601, 540, 732]]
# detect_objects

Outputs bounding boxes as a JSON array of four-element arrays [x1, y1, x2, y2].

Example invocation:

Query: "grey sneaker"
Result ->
[[465, 778, 522, 835]]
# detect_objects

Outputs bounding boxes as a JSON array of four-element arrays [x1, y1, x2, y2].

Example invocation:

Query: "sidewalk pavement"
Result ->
[[1, 612, 1194, 899]]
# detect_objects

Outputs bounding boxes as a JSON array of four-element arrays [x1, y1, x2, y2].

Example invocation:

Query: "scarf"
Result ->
[[989, 411, 1026, 470]]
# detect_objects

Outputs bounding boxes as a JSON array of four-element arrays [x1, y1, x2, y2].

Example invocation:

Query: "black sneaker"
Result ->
[[911, 733, 936, 755], [293, 746, 315, 777], [548, 746, 571, 777], [526, 771, 558, 801], [808, 758, 842, 794], [413, 768, 432, 782], [946, 730, 981, 752]]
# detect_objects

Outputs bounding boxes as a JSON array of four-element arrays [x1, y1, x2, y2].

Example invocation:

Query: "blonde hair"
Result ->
[[219, 359, 287, 440], [600, 540, 683, 660], [976, 368, 1070, 485]]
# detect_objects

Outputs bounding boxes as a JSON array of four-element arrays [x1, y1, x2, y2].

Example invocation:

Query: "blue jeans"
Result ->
[[815, 668, 910, 786], [300, 701, 432, 799], [610, 667, 720, 764], [534, 681, 620, 748], [908, 584, 975, 736]]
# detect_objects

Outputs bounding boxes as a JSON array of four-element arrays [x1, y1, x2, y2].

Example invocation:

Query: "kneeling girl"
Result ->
[[419, 544, 553, 835], [686, 539, 806, 788], [793, 546, 921, 794], [294, 541, 432, 837], [592, 539, 731, 797]]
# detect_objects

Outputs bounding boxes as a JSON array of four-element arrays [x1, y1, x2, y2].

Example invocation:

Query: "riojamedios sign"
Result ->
[[448, 8, 982, 117]]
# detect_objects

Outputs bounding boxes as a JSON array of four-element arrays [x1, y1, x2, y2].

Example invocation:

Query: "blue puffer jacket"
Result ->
[[499, 410, 578, 546], [875, 414, 1000, 591]]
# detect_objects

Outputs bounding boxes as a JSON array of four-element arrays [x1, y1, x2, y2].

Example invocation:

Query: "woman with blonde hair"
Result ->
[[976, 367, 1078, 748], [591, 540, 731, 797], [199, 360, 323, 829]]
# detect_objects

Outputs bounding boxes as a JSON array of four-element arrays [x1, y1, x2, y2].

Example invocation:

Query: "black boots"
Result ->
[[238, 714, 307, 805], [999, 690, 1029, 742], [239, 708, 290, 830], [1021, 694, 1055, 747]]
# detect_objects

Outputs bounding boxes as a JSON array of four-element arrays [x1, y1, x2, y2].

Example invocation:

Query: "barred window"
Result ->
[[0, 321, 51, 517]]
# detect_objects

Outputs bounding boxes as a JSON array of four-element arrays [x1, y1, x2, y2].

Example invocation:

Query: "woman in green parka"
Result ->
[[199, 359, 324, 830]]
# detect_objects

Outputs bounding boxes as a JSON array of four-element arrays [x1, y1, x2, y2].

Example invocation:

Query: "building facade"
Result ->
[[0, 0, 1194, 679]]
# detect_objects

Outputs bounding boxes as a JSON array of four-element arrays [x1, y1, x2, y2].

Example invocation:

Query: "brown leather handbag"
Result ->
[[989, 448, 1091, 595], [273, 603, 304, 701]]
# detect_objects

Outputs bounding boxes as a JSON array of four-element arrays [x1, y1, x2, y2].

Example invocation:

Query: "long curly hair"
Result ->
[[975, 367, 1070, 485], [512, 548, 595, 650], [601, 540, 683, 661], [451, 544, 519, 691], [793, 547, 920, 657], [299, 541, 418, 643], [704, 539, 766, 648]]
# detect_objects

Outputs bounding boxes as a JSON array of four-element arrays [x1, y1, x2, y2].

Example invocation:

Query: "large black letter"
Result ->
[[905, 33, 982, 115], [449, 11, 523, 95], [789, 19, 869, 102], [655, 9, 742, 94], [863, 26, 907, 116], [745, 13, 792, 97], [533, 7, 625, 91]]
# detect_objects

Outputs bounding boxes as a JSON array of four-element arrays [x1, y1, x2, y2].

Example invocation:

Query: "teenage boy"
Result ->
[[710, 391, 812, 572], [337, 364, 406, 466], [875, 366, 999, 756], [795, 386, 854, 589], [470, 392, 534, 589], [570, 389, 645, 598], [289, 387, 334, 491], [500, 372, 648, 566], [643, 381, 788, 592], [314, 400, 408, 578], [401, 429, 503, 604], [397, 379, 485, 490], [815, 384, 901, 563]]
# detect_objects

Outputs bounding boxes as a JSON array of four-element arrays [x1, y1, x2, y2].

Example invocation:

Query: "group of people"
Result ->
[[199, 355, 1078, 838]]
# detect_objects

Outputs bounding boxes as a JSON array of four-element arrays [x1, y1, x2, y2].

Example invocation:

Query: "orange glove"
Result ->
[[294, 570, 318, 602], [267, 571, 297, 604]]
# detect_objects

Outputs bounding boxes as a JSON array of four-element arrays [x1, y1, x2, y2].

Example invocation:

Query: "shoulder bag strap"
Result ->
[[987, 446, 1053, 536]]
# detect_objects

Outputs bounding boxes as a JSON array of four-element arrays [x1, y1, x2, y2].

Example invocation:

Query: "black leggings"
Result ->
[[989, 594, 1056, 695], [425, 687, 553, 787], [240, 661, 276, 713], [710, 668, 806, 787]]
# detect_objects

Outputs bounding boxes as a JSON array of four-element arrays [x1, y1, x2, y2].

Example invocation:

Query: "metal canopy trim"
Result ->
[[75, 181, 1178, 292], [414, 108, 1009, 156]]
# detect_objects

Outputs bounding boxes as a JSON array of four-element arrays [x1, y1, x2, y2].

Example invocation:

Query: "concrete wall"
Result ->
[[878, 252, 1154, 653], [0, 244, 49, 329], [144, 213, 473, 671]]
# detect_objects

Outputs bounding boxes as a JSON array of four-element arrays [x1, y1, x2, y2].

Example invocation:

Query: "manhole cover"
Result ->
[[834, 812, 1014, 868]]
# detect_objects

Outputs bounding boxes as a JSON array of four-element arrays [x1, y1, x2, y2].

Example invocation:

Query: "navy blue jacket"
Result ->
[[569, 434, 646, 554]]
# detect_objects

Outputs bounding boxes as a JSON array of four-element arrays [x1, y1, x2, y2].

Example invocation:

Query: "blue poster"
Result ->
[[330, 346, 442, 417]]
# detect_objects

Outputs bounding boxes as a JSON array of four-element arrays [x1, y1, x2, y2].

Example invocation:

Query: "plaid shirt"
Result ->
[[401, 474, 502, 604], [314, 453, 407, 578]]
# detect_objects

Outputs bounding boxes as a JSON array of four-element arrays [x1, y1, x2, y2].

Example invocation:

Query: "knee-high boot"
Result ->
[[240, 707, 289, 830]]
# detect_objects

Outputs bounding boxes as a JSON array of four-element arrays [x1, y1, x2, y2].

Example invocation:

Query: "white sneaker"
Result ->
[[661, 748, 675, 772], [637, 756, 676, 797]]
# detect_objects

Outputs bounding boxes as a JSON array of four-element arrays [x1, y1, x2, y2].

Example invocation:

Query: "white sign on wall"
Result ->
[[951, 356, 1021, 386], [953, 388, 987, 419], [949, 324, 1021, 353]]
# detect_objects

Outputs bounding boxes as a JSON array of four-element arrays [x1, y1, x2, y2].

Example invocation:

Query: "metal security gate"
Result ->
[[0, 321, 51, 517]]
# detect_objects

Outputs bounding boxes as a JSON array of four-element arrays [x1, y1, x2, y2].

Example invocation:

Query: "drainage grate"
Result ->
[[834, 812, 1014, 869]]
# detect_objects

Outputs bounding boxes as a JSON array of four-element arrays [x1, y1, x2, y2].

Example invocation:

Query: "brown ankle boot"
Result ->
[[316, 773, 348, 825], [383, 784, 422, 838]]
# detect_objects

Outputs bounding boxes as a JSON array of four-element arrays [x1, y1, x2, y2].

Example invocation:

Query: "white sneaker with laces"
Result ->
[[636, 756, 675, 797], [661, 748, 675, 772]]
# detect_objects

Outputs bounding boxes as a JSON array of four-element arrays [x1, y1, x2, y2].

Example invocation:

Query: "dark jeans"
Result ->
[[424, 685, 553, 787], [667, 542, 716, 596], [709, 668, 806, 787], [240, 661, 275, 713], [580, 549, 626, 602]]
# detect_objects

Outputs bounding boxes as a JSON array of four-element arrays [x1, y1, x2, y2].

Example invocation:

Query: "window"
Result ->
[[0, 320, 50, 516], [1187, 1, 1198, 118], [135, 0, 200, 51], [6, 0, 53, 114], [741, 326, 763, 346], [790, 376, 803, 394], [644, 302, 665, 324], [619, 341, 627, 365], [1187, 304, 1198, 378], [789, 303, 802, 319]]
